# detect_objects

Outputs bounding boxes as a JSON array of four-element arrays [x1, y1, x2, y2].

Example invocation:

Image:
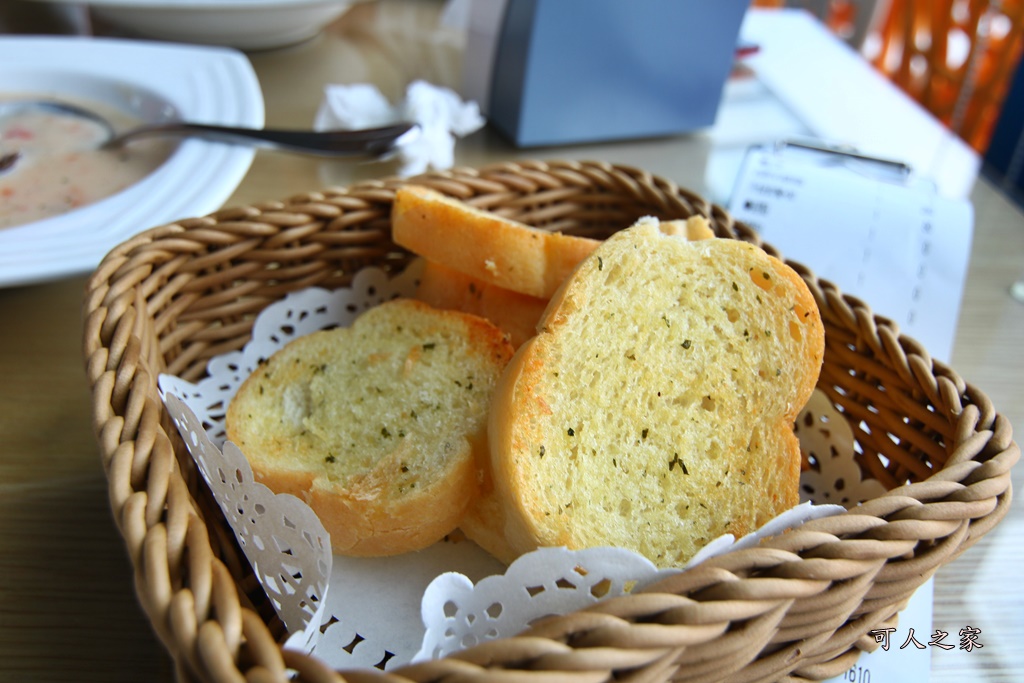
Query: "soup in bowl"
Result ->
[[1, 95, 178, 229]]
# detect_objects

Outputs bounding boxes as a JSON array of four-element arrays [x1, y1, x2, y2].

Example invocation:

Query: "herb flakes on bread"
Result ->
[[487, 217, 825, 567], [225, 298, 515, 557]]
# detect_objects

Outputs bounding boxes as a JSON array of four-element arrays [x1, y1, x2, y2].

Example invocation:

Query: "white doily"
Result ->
[[161, 392, 330, 653], [158, 262, 885, 670], [417, 546, 677, 662], [414, 496, 845, 663], [795, 389, 888, 506]]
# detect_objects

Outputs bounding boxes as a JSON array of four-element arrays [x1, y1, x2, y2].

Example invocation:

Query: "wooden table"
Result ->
[[1, 1, 1022, 681]]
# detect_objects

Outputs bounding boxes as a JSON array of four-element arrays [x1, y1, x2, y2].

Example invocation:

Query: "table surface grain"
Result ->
[[1, 1, 1021, 681]]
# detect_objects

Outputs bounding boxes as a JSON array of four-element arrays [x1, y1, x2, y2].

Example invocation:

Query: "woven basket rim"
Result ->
[[81, 159, 1019, 683]]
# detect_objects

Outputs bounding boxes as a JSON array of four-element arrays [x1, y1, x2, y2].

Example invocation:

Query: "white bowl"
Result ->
[[0, 36, 264, 287], [76, 0, 360, 51]]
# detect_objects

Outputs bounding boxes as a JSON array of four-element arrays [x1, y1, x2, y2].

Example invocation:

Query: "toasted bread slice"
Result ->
[[392, 185, 600, 299], [414, 259, 550, 349], [225, 299, 515, 557], [486, 217, 825, 567]]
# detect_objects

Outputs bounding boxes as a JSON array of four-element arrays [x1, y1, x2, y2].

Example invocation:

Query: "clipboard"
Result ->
[[728, 140, 974, 363]]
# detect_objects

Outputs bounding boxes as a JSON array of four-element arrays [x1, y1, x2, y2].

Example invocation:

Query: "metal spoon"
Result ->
[[0, 99, 418, 157]]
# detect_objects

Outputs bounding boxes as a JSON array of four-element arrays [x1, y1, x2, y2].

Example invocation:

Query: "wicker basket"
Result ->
[[82, 160, 1018, 683]]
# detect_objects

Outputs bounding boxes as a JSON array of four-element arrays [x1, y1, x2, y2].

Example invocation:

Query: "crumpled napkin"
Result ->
[[313, 80, 485, 177]]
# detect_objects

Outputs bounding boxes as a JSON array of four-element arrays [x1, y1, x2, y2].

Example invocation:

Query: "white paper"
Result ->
[[314, 535, 505, 669], [728, 143, 973, 363], [738, 8, 979, 200]]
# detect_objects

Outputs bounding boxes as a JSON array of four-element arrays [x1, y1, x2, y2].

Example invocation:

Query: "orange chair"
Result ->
[[869, 0, 1024, 152], [753, 0, 1024, 152]]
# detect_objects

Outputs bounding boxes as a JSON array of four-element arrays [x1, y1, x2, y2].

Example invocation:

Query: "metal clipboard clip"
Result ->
[[772, 139, 915, 186]]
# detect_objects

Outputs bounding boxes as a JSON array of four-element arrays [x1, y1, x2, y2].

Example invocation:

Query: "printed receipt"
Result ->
[[729, 143, 957, 681], [728, 143, 973, 364]]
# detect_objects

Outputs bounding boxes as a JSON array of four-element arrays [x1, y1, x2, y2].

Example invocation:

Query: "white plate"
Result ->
[[0, 36, 263, 288], [84, 0, 359, 51]]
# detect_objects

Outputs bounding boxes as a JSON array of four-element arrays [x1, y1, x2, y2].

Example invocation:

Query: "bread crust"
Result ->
[[487, 219, 825, 567], [414, 258, 550, 349], [392, 185, 600, 299]]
